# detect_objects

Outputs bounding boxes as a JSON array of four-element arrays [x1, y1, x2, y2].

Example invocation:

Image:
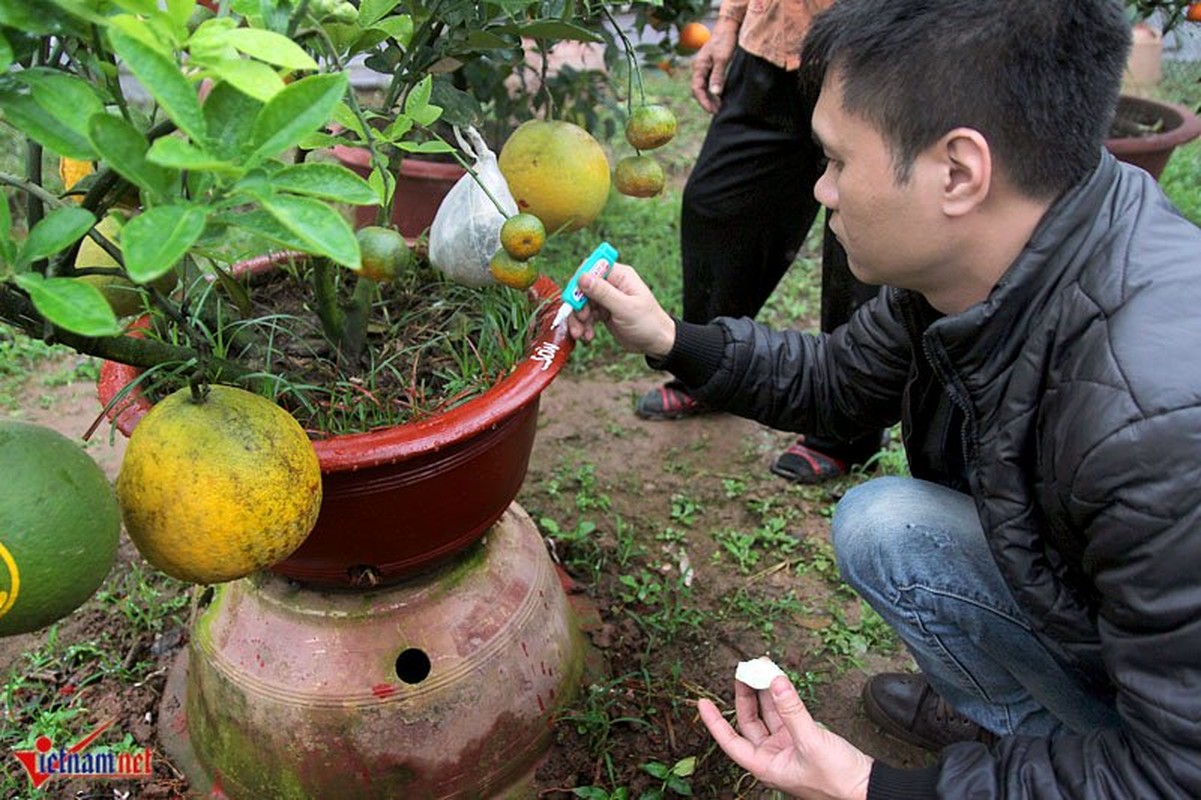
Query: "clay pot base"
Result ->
[[158, 503, 593, 799]]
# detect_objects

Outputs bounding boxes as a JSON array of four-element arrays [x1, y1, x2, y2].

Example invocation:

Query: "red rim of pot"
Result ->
[[98, 251, 574, 472]]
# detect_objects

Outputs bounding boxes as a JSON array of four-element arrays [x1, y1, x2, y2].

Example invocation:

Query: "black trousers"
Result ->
[[681, 47, 881, 462]]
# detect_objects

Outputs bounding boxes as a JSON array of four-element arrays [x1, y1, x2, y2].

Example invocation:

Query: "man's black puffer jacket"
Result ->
[[661, 152, 1201, 797]]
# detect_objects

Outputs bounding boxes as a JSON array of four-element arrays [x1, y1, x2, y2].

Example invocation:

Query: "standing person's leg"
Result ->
[[636, 48, 822, 421], [770, 228, 886, 481], [831, 477, 1123, 750]]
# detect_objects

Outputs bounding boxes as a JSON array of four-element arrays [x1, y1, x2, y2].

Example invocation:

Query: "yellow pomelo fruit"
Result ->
[[356, 225, 411, 283], [625, 105, 678, 151], [58, 157, 95, 197], [489, 248, 539, 290], [116, 385, 323, 584], [498, 120, 611, 233], [499, 213, 546, 261], [614, 155, 666, 198], [0, 420, 120, 637], [74, 214, 177, 316]]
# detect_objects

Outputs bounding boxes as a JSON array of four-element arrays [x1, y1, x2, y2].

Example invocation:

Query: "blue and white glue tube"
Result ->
[[551, 242, 619, 329]]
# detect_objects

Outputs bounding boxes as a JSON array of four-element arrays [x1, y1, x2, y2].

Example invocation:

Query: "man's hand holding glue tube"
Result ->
[[565, 264, 677, 357]]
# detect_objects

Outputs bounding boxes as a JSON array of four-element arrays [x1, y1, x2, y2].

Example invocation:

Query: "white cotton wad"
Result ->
[[735, 656, 786, 690]]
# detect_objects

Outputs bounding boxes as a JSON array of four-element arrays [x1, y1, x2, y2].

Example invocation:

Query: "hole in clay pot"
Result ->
[[395, 648, 431, 684], [347, 564, 382, 588]]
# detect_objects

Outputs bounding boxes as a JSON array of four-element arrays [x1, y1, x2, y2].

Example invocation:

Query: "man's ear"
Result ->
[[940, 127, 991, 217]]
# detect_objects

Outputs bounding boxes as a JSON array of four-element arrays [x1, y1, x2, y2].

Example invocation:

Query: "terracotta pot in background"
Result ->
[[1105, 95, 1201, 181], [98, 252, 573, 588], [1124, 22, 1164, 90], [332, 145, 466, 238]]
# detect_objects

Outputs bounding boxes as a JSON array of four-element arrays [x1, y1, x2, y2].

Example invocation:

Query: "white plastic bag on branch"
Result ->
[[428, 127, 518, 287]]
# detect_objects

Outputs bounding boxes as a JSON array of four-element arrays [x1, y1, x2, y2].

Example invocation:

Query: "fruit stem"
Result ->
[[187, 374, 210, 404], [602, 4, 646, 106], [437, 132, 513, 220], [314, 26, 392, 227]]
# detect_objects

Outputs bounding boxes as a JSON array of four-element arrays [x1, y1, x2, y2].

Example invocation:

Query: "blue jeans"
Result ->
[[831, 477, 1123, 737]]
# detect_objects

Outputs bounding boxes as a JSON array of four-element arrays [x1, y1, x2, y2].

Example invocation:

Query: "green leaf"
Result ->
[[0, 90, 95, 160], [370, 15, 412, 46], [259, 193, 360, 268], [515, 19, 602, 42], [0, 192, 15, 267], [162, 0, 193, 28], [2, 0, 67, 31], [665, 778, 692, 796], [108, 27, 207, 143], [0, 30, 13, 71], [18, 206, 96, 269], [225, 208, 313, 253], [206, 58, 286, 103], [14, 273, 122, 337], [270, 163, 377, 205], [358, 0, 400, 26], [107, 11, 175, 55], [671, 756, 696, 778], [146, 137, 240, 173], [87, 113, 175, 199], [401, 77, 442, 127], [210, 263, 253, 316], [569, 789, 608, 800], [121, 205, 206, 283], [296, 131, 347, 150], [398, 140, 453, 154], [463, 30, 510, 49], [202, 80, 263, 160], [367, 162, 395, 207], [224, 28, 318, 70], [403, 74, 433, 119], [187, 15, 239, 63], [23, 71, 105, 147], [331, 102, 366, 139], [383, 114, 413, 142], [640, 762, 670, 780], [249, 72, 347, 162]]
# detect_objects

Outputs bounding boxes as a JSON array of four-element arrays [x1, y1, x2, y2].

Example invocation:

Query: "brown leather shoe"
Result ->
[[862, 673, 998, 752]]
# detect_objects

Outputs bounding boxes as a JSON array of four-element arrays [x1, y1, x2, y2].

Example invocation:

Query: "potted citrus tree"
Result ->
[[0, 0, 651, 588], [0, 1, 642, 795]]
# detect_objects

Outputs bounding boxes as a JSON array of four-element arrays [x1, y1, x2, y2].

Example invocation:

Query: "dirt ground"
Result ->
[[0, 354, 931, 799]]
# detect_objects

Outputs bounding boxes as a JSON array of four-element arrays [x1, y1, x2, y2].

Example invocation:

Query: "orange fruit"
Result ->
[[614, 155, 666, 198], [356, 225, 411, 283], [678, 22, 711, 53], [499, 213, 547, 261], [489, 248, 539, 290], [1188, 3, 1201, 22], [498, 120, 611, 233], [0, 420, 120, 637], [625, 104, 678, 151], [116, 385, 323, 584]]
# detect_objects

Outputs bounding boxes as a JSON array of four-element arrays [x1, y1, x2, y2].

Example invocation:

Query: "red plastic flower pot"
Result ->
[[98, 252, 574, 587]]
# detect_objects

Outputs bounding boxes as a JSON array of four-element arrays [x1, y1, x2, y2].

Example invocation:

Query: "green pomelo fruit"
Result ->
[[0, 420, 121, 637]]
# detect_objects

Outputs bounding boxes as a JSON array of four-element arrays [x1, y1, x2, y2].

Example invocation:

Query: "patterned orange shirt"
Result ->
[[716, 0, 834, 71]]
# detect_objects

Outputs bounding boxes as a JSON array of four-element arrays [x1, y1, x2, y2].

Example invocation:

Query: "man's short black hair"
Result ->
[[801, 0, 1131, 198]]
